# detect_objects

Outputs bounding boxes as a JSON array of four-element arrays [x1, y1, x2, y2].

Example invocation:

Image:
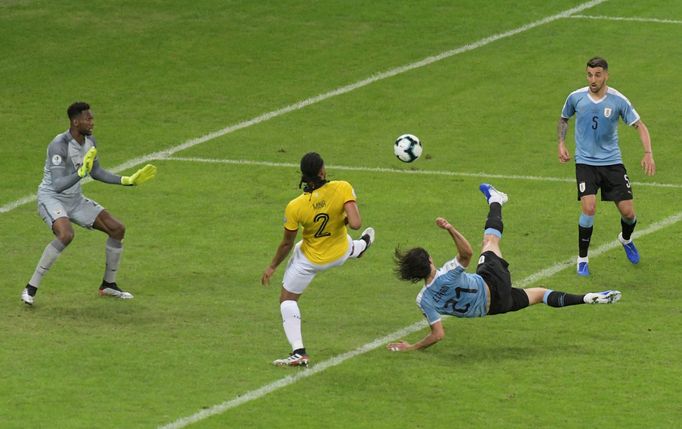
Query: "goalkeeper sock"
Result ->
[[104, 238, 123, 284], [29, 239, 66, 287], [281, 300, 304, 351]]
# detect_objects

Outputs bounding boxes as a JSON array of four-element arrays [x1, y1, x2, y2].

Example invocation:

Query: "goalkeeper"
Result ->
[[21, 102, 157, 305]]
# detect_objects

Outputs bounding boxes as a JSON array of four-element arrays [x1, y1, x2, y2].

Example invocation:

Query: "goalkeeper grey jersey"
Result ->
[[38, 130, 120, 197]]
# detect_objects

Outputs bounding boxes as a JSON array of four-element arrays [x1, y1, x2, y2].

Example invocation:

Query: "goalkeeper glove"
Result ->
[[121, 164, 157, 186], [77, 147, 97, 178]]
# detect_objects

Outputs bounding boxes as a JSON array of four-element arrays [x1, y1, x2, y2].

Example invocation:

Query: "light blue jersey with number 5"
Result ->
[[561, 86, 640, 166]]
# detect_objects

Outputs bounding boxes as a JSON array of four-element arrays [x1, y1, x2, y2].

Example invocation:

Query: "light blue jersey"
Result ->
[[561, 87, 640, 166], [416, 257, 488, 325]]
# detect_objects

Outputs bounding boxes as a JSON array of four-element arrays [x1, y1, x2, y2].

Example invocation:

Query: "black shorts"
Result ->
[[476, 251, 529, 315], [575, 163, 633, 202]]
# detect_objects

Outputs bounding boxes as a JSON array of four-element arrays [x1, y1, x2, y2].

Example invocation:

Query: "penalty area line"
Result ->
[[157, 321, 427, 429], [569, 15, 682, 25], [164, 156, 682, 190]]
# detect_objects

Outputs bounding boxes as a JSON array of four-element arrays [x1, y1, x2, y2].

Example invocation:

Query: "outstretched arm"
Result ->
[[633, 120, 655, 176], [89, 159, 123, 184], [557, 117, 571, 163], [387, 321, 445, 351], [261, 228, 298, 285], [436, 217, 473, 267]]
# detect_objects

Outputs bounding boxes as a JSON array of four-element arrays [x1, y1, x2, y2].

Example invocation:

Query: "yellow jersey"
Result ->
[[284, 180, 356, 264]]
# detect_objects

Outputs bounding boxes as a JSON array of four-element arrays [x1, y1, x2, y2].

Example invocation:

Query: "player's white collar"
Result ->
[[586, 87, 608, 104]]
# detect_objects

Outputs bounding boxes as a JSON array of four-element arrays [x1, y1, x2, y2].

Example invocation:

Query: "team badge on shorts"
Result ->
[[579, 182, 586, 193], [478, 255, 485, 265], [603, 107, 612, 118], [52, 154, 62, 165]]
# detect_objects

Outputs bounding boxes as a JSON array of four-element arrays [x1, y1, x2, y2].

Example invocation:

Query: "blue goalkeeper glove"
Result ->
[[77, 147, 97, 178], [121, 164, 157, 186]]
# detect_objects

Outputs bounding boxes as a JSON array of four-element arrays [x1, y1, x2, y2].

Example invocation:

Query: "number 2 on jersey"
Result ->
[[313, 213, 331, 237]]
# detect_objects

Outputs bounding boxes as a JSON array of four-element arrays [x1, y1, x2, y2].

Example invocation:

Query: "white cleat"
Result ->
[[21, 288, 34, 306], [99, 284, 134, 300], [584, 290, 622, 304], [273, 353, 310, 367]]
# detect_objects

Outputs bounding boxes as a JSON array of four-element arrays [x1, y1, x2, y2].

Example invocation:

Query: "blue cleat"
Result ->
[[577, 261, 590, 276], [618, 233, 640, 264], [479, 183, 508, 205]]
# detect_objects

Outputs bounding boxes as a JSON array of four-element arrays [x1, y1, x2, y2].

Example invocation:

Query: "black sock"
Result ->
[[100, 280, 119, 290], [26, 284, 38, 297], [293, 348, 307, 356], [621, 217, 637, 241], [485, 202, 503, 234], [579, 225, 593, 258], [546, 291, 585, 307]]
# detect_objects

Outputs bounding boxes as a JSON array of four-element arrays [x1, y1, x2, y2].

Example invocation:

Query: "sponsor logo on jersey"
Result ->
[[52, 154, 62, 165], [604, 107, 612, 118]]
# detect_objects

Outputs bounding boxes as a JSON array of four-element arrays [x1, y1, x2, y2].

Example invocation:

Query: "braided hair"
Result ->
[[299, 152, 328, 192]]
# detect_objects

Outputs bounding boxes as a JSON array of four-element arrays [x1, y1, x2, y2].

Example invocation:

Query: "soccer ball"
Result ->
[[394, 134, 422, 163]]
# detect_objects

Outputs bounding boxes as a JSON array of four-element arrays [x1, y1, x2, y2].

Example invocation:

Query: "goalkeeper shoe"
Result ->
[[99, 282, 134, 299], [273, 352, 309, 367], [479, 183, 508, 205], [584, 290, 622, 304], [357, 227, 375, 258], [21, 288, 34, 306]]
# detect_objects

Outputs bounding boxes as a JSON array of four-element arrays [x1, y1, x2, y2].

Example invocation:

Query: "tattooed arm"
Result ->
[[557, 117, 571, 163]]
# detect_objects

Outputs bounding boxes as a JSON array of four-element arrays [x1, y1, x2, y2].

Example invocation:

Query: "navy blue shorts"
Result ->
[[575, 163, 633, 202], [476, 251, 529, 315]]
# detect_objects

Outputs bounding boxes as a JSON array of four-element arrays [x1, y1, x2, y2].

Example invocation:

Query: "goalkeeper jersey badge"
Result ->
[[52, 154, 62, 165], [603, 107, 612, 118]]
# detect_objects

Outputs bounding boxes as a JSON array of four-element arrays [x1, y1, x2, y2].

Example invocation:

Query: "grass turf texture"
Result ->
[[1, 1, 682, 428]]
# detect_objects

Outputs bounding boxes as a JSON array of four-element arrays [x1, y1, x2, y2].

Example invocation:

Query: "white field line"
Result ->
[[158, 321, 427, 429], [160, 208, 682, 429], [0, 0, 607, 215], [165, 156, 682, 189], [570, 15, 682, 25]]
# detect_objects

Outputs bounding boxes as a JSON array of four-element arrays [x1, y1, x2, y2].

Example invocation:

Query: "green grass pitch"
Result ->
[[1, 1, 681, 428]]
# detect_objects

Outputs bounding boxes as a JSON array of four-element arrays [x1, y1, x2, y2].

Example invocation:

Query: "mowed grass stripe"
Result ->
[[159, 206, 682, 429], [0, 0, 607, 215]]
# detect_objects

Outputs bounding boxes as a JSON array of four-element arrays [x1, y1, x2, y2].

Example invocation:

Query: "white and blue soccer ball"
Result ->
[[394, 134, 422, 163]]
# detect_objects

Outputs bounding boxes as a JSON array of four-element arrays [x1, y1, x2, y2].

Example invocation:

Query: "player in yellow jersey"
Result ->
[[262, 152, 375, 367]]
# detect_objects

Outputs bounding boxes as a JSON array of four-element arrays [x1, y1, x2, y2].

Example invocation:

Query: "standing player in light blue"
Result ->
[[558, 57, 655, 276], [387, 184, 620, 352]]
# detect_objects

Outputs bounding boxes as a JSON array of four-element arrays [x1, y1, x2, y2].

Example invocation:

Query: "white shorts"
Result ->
[[37, 192, 104, 229], [282, 235, 353, 294]]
